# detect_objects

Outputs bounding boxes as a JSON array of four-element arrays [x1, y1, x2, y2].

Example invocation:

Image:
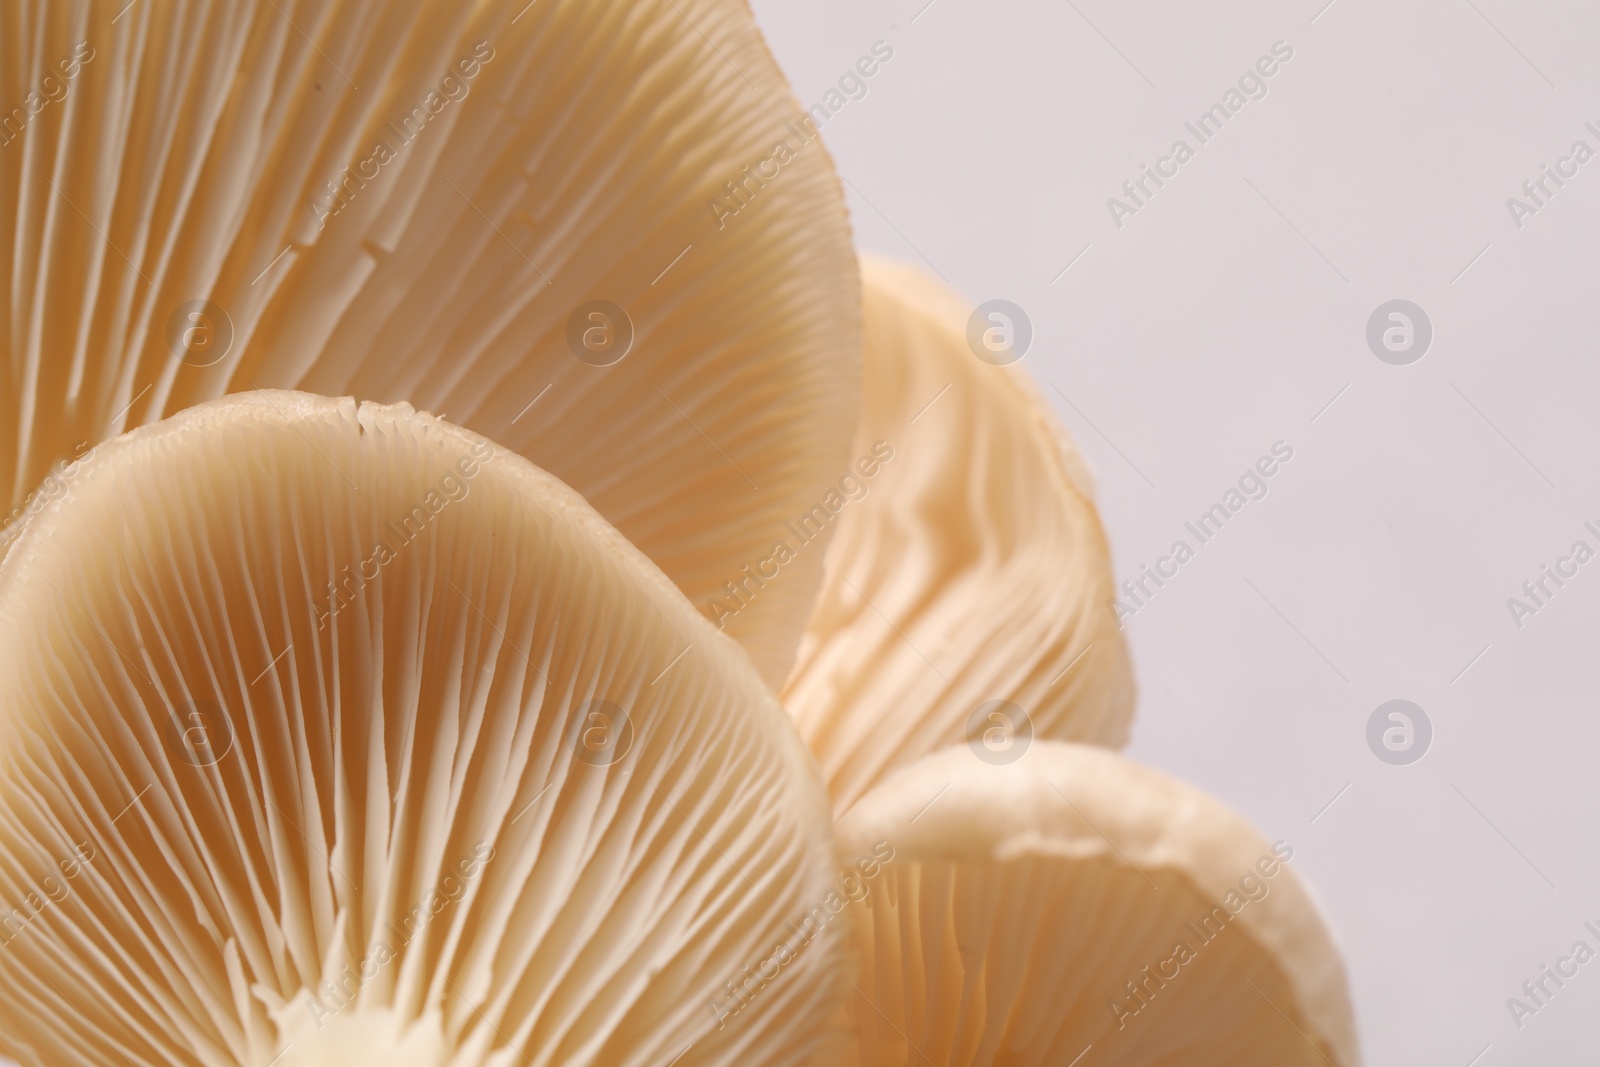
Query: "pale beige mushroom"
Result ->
[[0, 392, 846, 1067], [784, 257, 1134, 810], [833, 742, 1359, 1066], [0, 0, 860, 688]]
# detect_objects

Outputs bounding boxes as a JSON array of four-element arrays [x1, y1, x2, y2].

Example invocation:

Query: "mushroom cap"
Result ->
[[783, 256, 1134, 809], [833, 742, 1360, 1066], [0, 392, 845, 1067], [0, 0, 860, 688]]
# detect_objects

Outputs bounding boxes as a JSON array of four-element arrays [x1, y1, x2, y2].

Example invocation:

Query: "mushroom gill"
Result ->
[[783, 256, 1134, 809], [0, 0, 860, 687], [0, 392, 845, 1067], [833, 742, 1359, 1066]]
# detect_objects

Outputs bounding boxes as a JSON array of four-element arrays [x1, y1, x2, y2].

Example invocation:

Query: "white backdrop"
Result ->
[[750, 0, 1600, 1063]]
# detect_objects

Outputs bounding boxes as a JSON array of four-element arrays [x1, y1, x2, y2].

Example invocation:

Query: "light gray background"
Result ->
[[750, 0, 1600, 1063]]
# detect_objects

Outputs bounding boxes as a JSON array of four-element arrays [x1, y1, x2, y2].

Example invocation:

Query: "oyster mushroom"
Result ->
[[833, 742, 1359, 1066], [0, 392, 845, 1067], [784, 256, 1134, 809], [0, 0, 860, 687]]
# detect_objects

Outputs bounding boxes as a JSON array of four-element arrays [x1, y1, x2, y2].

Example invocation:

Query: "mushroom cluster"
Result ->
[[0, 1, 1357, 1066]]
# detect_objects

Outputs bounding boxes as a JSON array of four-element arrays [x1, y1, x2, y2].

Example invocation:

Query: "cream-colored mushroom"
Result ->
[[0, 0, 859, 688], [784, 256, 1134, 809], [0, 392, 845, 1067], [833, 742, 1359, 1066]]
